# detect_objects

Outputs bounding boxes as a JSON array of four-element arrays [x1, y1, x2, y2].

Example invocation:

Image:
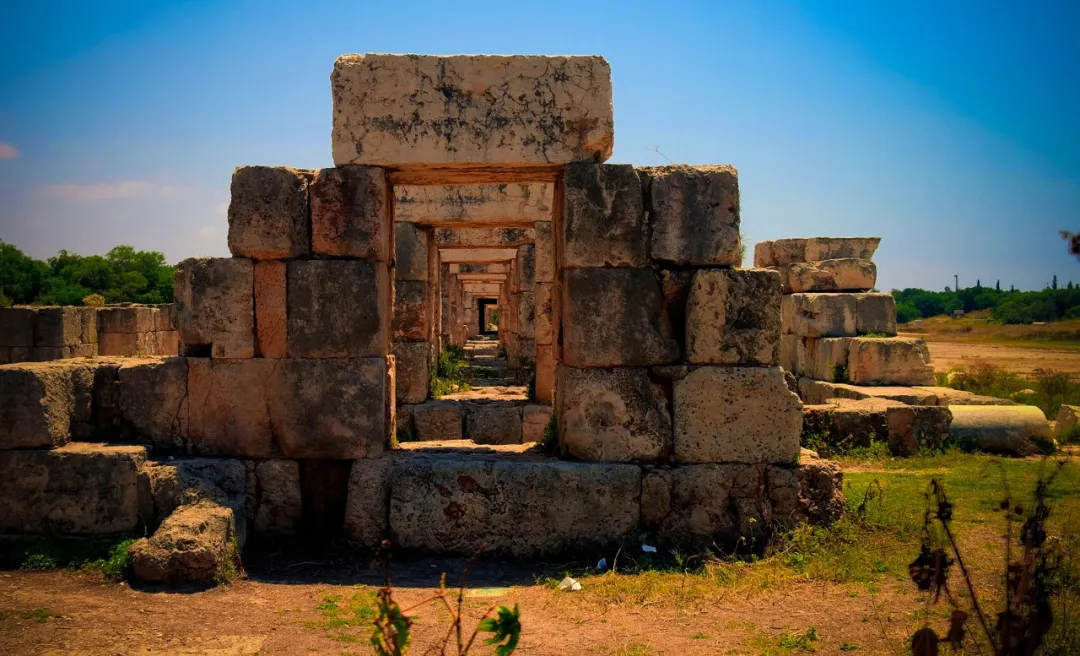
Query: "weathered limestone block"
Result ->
[[514, 292, 535, 340], [413, 401, 464, 441], [97, 306, 154, 335], [332, 54, 613, 167], [254, 261, 287, 358], [886, 404, 952, 455], [1057, 405, 1080, 437], [779, 334, 802, 376], [393, 341, 430, 405], [534, 221, 554, 282], [393, 281, 430, 342], [802, 337, 853, 382], [466, 404, 523, 445], [388, 455, 640, 556], [561, 268, 679, 367], [269, 358, 390, 459], [395, 223, 430, 281], [534, 283, 553, 345], [118, 358, 189, 449], [343, 457, 392, 546], [804, 237, 880, 262], [674, 366, 801, 463], [848, 337, 934, 385], [767, 457, 846, 526], [0, 307, 34, 347], [642, 464, 770, 543], [97, 332, 154, 357], [187, 358, 277, 458], [513, 244, 536, 291], [802, 398, 896, 448], [535, 344, 555, 404], [789, 259, 876, 293], [287, 260, 389, 358], [856, 293, 898, 336], [0, 361, 95, 449], [253, 460, 303, 536], [137, 458, 247, 539], [557, 366, 672, 461], [562, 163, 647, 268], [227, 166, 312, 259], [396, 184, 553, 226], [754, 238, 808, 267], [638, 165, 741, 266], [522, 404, 552, 444], [949, 405, 1051, 456], [309, 167, 390, 260], [914, 386, 1015, 407], [130, 500, 236, 585], [799, 378, 942, 406], [0, 443, 146, 534], [685, 269, 782, 365], [782, 293, 857, 337], [435, 228, 534, 249], [154, 305, 174, 332], [30, 307, 83, 347], [174, 258, 254, 358]]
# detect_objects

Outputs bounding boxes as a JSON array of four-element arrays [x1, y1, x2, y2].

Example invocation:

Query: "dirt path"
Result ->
[[0, 566, 925, 655], [443, 336, 528, 402], [920, 339, 1080, 375]]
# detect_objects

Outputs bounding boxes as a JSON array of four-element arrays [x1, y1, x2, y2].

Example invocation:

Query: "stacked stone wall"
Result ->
[[0, 304, 178, 363]]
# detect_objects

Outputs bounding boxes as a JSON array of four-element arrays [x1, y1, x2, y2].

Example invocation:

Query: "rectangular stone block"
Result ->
[[513, 244, 535, 291], [254, 261, 287, 358], [227, 166, 312, 259], [534, 283, 553, 345], [514, 292, 535, 340], [413, 401, 464, 441], [642, 464, 772, 545], [561, 268, 679, 367], [686, 269, 782, 365], [562, 163, 647, 268], [674, 366, 801, 464], [0, 443, 146, 534], [535, 344, 555, 403], [187, 358, 278, 458], [856, 292, 898, 336], [154, 305, 174, 332], [557, 366, 672, 461], [98, 331, 154, 357], [392, 280, 430, 342], [434, 227, 534, 249], [174, 257, 254, 358], [789, 259, 876, 293], [465, 404, 523, 445], [32, 307, 82, 347], [753, 238, 808, 267], [155, 331, 179, 356], [522, 404, 552, 444], [332, 54, 613, 167], [393, 341, 430, 405], [396, 183, 553, 227], [534, 221, 554, 282], [395, 223, 430, 281], [802, 337, 853, 382], [781, 293, 857, 337], [287, 260, 390, 358], [0, 361, 96, 449], [848, 337, 935, 386], [388, 454, 639, 557], [269, 357, 390, 459], [97, 306, 154, 334], [251, 459, 303, 535], [344, 457, 391, 547], [118, 358, 189, 450], [804, 237, 880, 263], [310, 167, 390, 260], [0, 307, 34, 347], [639, 165, 741, 266]]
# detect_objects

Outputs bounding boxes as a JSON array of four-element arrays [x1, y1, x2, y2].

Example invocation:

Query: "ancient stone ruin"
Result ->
[[0, 54, 846, 584], [0, 304, 178, 363]]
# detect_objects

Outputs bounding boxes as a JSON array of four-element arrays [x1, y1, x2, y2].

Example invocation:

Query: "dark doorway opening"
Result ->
[[477, 298, 498, 335]]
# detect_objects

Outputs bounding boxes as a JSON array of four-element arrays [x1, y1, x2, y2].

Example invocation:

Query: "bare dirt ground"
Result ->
[[0, 564, 925, 655], [921, 339, 1080, 375]]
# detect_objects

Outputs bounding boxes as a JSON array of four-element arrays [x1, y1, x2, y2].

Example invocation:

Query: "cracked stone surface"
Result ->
[[395, 183, 552, 226], [332, 54, 613, 167]]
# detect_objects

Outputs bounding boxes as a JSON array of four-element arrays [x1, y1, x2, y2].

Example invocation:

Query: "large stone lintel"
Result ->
[[395, 184, 553, 227], [438, 248, 518, 264]]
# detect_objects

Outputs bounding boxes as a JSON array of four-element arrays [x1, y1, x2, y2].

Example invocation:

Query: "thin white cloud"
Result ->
[[36, 180, 195, 201], [197, 226, 220, 239], [0, 142, 19, 159]]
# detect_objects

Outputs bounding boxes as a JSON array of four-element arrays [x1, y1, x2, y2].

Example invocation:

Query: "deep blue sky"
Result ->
[[1, 0, 1077, 290]]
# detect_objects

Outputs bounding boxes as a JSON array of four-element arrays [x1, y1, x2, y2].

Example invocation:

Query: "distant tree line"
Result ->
[[0, 240, 175, 307], [893, 277, 1080, 324]]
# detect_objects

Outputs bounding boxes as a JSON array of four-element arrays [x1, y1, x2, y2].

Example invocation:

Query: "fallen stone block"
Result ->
[[848, 337, 934, 386], [252, 460, 302, 536], [557, 366, 672, 461], [138, 458, 247, 541], [639, 165, 741, 266], [413, 401, 464, 441], [855, 292, 897, 336], [393, 341, 430, 405], [310, 166, 390, 260], [388, 454, 639, 557], [804, 237, 881, 262], [674, 366, 801, 464], [1056, 404, 1080, 438], [287, 259, 390, 358], [789, 259, 876, 293], [395, 223, 430, 281], [561, 268, 679, 367], [254, 261, 287, 358], [949, 405, 1051, 456], [0, 443, 146, 534], [331, 54, 613, 167], [173, 258, 254, 358], [130, 500, 237, 585], [187, 358, 277, 458], [343, 457, 392, 547], [562, 163, 648, 268], [782, 293, 857, 337], [465, 404, 523, 445], [0, 361, 96, 449], [227, 166, 312, 259], [685, 269, 782, 365], [802, 398, 950, 455], [914, 386, 1015, 406], [886, 404, 952, 455]]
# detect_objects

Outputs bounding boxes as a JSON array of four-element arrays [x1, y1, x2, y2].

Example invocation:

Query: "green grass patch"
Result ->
[[2, 536, 136, 581], [306, 588, 378, 637], [430, 346, 474, 398]]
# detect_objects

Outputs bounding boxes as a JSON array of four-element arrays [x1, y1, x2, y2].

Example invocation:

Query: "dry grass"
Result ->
[[903, 310, 1080, 351]]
